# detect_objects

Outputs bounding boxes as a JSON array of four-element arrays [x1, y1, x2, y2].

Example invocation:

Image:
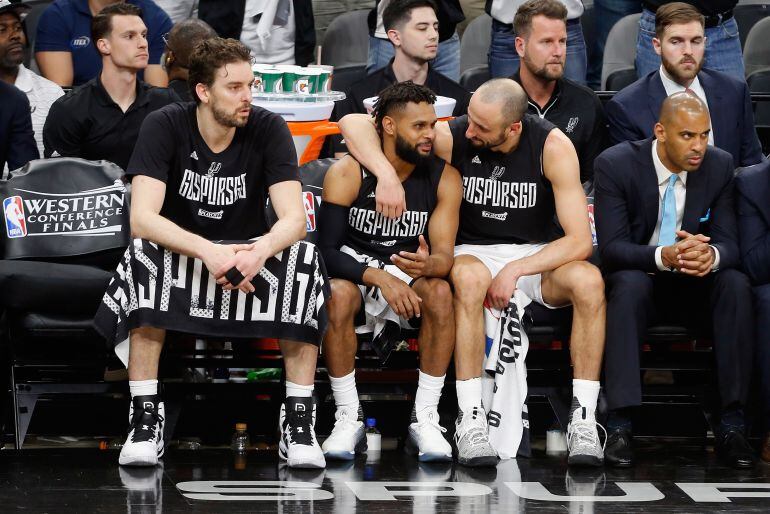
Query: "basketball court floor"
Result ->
[[2, 442, 769, 512]]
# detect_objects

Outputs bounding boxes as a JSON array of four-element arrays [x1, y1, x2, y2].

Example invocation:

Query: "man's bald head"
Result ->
[[658, 91, 708, 127], [475, 78, 529, 125], [166, 19, 217, 69], [655, 91, 711, 173]]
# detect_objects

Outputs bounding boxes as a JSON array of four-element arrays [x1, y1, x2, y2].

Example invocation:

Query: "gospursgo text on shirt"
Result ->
[[178, 169, 248, 206], [463, 177, 538, 209]]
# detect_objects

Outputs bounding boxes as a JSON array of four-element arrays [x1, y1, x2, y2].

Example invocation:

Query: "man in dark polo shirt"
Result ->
[[43, 3, 178, 171], [330, 0, 470, 156], [510, 0, 607, 184]]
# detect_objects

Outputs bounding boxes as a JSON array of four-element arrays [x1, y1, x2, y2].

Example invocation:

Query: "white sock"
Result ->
[[129, 379, 158, 398], [456, 377, 482, 413], [414, 370, 445, 415], [330, 370, 359, 413], [572, 379, 600, 413], [286, 381, 314, 398]]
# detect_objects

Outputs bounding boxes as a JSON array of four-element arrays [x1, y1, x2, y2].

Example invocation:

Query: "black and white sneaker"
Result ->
[[279, 397, 326, 469], [119, 395, 165, 467]]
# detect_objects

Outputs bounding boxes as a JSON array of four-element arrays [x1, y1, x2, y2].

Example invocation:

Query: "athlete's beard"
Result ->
[[469, 129, 508, 150], [395, 133, 432, 164], [210, 97, 249, 128]]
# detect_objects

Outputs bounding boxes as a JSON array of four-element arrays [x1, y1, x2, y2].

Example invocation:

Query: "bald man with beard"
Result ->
[[595, 92, 756, 469]]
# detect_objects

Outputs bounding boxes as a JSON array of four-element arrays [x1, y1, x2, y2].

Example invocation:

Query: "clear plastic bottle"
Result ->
[[231, 423, 250, 452], [365, 417, 381, 451]]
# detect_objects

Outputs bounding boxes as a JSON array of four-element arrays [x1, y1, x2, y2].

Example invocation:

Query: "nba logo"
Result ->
[[303, 192, 316, 232], [3, 196, 27, 238]]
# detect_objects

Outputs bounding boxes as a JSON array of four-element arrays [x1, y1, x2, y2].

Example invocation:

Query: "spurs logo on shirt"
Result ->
[[462, 176, 538, 209], [178, 169, 247, 206]]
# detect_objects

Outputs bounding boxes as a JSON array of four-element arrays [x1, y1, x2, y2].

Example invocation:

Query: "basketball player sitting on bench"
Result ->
[[319, 82, 463, 462]]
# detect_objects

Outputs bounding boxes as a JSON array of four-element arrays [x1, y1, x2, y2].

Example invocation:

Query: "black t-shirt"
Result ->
[[330, 60, 471, 154], [43, 76, 180, 171], [512, 72, 607, 184], [168, 79, 192, 103], [450, 114, 561, 245], [345, 156, 445, 261], [126, 102, 299, 240]]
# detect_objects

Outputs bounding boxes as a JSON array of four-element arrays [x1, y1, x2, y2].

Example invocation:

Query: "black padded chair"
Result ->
[[0, 158, 129, 448], [459, 65, 491, 91], [734, 3, 770, 49], [605, 68, 638, 92]]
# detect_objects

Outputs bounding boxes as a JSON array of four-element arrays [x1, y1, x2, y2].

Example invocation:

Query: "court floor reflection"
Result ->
[[0, 442, 769, 512]]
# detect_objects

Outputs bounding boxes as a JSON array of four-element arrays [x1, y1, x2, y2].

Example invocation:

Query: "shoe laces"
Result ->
[[416, 409, 447, 435], [458, 407, 491, 445], [287, 409, 314, 446], [333, 408, 361, 430], [568, 416, 607, 452], [129, 404, 164, 443]]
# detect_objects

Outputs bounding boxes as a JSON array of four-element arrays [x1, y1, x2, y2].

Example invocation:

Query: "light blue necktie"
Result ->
[[658, 174, 678, 246]]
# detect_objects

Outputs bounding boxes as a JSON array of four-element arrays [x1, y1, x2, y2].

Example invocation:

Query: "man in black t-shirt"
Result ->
[[319, 83, 464, 463], [43, 3, 179, 171], [94, 38, 330, 470], [330, 0, 471, 156], [338, 79, 606, 468]]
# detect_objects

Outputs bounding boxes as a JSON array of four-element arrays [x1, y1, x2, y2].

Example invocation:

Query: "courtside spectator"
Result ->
[[606, 2, 762, 169], [735, 160, 770, 464], [488, 0, 587, 85], [330, 0, 470, 155], [368, 0, 464, 81], [0, 0, 64, 158], [163, 18, 216, 102], [154, 0, 198, 24], [43, 3, 179, 170], [510, 0, 606, 183], [198, 0, 316, 66], [35, 0, 172, 87], [0, 79, 38, 173], [596, 92, 756, 469], [636, 1, 743, 80]]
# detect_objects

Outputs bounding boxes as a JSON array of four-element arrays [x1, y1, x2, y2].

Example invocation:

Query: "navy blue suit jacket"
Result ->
[[606, 69, 763, 169], [0, 81, 38, 173], [594, 137, 739, 273], [736, 159, 770, 284]]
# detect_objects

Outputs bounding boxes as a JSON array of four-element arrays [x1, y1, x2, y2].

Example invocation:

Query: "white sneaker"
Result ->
[[405, 407, 452, 462], [279, 397, 326, 469], [454, 405, 499, 467], [566, 406, 606, 467], [322, 405, 367, 460], [119, 395, 165, 467]]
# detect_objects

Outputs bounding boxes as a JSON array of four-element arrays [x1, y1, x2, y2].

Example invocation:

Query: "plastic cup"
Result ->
[[261, 69, 284, 93], [284, 68, 315, 94], [308, 64, 333, 92]]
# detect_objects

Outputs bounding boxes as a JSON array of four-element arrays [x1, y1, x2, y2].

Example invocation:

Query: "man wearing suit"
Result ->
[[605, 2, 762, 169], [0, 79, 38, 175], [595, 92, 756, 468], [735, 160, 770, 464]]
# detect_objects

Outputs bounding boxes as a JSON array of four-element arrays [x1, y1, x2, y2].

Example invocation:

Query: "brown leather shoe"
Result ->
[[762, 432, 770, 463]]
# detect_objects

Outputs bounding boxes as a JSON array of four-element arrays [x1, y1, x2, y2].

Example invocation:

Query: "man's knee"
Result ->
[[419, 278, 453, 316], [450, 260, 489, 304], [561, 262, 605, 307], [754, 284, 770, 312], [713, 269, 751, 295], [327, 279, 360, 323], [606, 270, 653, 304]]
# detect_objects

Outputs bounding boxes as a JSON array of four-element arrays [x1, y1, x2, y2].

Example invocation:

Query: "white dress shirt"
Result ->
[[649, 140, 720, 271], [659, 65, 714, 146]]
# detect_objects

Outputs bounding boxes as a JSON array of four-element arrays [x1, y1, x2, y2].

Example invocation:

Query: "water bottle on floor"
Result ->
[[231, 423, 250, 452], [365, 418, 381, 462]]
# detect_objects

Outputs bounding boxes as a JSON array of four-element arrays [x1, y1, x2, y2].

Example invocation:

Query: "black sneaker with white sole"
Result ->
[[279, 396, 326, 469], [119, 395, 165, 467]]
